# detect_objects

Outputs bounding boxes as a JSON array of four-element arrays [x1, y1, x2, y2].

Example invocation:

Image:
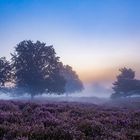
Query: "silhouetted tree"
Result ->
[[0, 57, 11, 89], [11, 40, 65, 98], [111, 67, 140, 98], [60, 64, 84, 96]]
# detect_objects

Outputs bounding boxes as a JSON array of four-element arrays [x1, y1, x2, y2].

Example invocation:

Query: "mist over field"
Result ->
[[0, 82, 111, 100]]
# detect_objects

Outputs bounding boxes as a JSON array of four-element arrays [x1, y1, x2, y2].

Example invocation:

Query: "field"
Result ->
[[0, 98, 139, 140]]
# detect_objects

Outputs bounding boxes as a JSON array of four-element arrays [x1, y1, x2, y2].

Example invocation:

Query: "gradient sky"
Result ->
[[0, 0, 140, 85]]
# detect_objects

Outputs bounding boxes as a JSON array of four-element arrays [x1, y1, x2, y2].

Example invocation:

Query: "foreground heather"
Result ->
[[0, 100, 139, 140]]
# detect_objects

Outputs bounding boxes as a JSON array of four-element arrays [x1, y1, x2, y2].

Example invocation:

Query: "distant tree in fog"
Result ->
[[11, 40, 66, 98], [60, 64, 84, 96], [0, 57, 11, 89], [111, 67, 140, 98]]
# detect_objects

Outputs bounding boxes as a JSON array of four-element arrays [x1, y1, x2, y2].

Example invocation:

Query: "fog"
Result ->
[[0, 82, 112, 106], [71, 83, 112, 98]]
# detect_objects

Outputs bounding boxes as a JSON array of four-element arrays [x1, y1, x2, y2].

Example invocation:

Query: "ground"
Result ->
[[0, 98, 139, 140]]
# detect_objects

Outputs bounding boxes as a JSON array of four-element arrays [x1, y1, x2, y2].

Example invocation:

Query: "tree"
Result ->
[[0, 57, 11, 89], [111, 67, 140, 98], [11, 40, 65, 98], [60, 64, 84, 96]]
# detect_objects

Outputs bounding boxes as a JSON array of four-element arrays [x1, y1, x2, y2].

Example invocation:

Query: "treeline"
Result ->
[[0, 40, 84, 98]]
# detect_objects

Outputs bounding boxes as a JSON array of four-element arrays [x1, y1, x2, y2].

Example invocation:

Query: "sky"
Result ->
[[0, 0, 140, 86]]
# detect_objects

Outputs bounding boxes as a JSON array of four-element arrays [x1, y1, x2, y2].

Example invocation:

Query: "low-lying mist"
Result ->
[[0, 82, 112, 105], [1, 81, 140, 108]]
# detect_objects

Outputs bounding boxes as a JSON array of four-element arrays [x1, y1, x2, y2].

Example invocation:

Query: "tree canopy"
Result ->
[[111, 67, 140, 98], [0, 40, 83, 99], [11, 40, 66, 98], [0, 57, 11, 88], [60, 64, 84, 96]]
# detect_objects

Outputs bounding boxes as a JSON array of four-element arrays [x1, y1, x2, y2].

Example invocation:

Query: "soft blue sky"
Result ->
[[0, 0, 140, 84]]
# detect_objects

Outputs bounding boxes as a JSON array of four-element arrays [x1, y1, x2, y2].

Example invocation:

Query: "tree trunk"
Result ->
[[31, 95, 34, 100], [66, 92, 69, 98]]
